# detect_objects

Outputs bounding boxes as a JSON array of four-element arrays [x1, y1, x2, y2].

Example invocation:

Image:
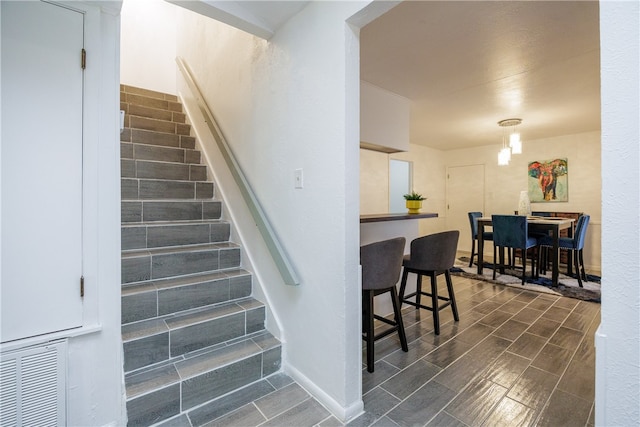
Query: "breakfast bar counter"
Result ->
[[360, 212, 438, 247], [360, 212, 438, 316], [360, 212, 438, 223]]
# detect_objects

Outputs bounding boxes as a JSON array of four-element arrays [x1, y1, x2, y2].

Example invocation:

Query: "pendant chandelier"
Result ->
[[497, 118, 522, 165]]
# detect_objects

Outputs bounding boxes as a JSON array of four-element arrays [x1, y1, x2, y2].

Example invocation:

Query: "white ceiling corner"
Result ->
[[167, 0, 309, 39]]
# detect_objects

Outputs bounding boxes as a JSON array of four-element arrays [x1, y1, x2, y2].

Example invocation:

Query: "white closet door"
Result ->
[[1, 1, 84, 342], [446, 164, 486, 254]]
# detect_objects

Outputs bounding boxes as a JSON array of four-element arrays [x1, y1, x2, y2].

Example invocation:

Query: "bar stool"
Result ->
[[399, 231, 460, 335], [361, 237, 408, 373]]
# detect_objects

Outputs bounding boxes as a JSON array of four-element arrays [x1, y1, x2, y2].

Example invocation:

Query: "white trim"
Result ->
[[594, 325, 607, 426], [0, 324, 102, 353], [284, 363, 365, 423]]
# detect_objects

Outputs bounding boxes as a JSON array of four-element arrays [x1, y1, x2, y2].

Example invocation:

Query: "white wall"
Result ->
[[174, 1, 371, 421], [360, 144, 447, 238], [360, 131, 602, 271], [597, 1, 640, 425], [360, 81, 410, 152], [445, 131, 601, 271], [120, 0, 177, 94]]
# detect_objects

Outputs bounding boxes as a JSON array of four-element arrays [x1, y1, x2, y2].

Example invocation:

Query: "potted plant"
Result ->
[[403, 191, 426, 214]]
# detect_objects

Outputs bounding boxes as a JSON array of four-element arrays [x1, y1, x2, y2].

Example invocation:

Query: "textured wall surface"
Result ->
[[597, 1, 640, 425]]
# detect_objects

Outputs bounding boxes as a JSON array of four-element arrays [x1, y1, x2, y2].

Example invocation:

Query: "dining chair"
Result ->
[[538, 214, 591, 287], [491, 215, 539, 285], [468, 212, 493, 267], [398, 231, 460, 335], [361, 237, 408, 373]]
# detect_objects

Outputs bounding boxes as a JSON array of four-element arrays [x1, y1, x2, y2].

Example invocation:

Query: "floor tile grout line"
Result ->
[[390, 290, 584, 426], [484, 293, 593, 427], [374, 305, 524, 426], [358, 278, 598, 427]]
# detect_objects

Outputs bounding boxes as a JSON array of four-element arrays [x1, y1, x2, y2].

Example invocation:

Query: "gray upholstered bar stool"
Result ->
[[399, 231, 460, 335], [361, 237, 408, 373]]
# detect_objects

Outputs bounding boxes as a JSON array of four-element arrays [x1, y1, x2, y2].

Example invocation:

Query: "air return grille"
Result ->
[[1, 341, 66, 426]]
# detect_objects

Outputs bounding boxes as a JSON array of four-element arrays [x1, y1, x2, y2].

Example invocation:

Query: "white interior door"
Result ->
[[1, 1, 85, 342], [446, 164, 486, 255]]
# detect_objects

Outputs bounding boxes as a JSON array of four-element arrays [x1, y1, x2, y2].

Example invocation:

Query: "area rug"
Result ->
[[451, 257, 601, 302]]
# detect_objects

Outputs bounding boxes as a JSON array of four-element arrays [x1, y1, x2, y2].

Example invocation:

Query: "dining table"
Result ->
[[477, 216, 575, 287]]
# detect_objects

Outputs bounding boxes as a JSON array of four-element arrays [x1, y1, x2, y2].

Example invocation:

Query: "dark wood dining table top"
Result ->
[[476, 216, 575, 287]]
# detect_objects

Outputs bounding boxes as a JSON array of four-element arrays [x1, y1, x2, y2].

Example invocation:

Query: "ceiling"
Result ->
[[179, 1, 601, 152], [167, 1, 309, 39], [360, 1, 601, 151]]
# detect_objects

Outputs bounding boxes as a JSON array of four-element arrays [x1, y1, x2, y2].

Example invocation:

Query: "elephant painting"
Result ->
[[528, 158, 568, 202]]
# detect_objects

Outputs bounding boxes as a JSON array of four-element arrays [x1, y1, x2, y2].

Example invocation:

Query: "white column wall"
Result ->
[[597, 1, 640, 425], [69, 3, 125, 425], [175, 2, 369, 420]]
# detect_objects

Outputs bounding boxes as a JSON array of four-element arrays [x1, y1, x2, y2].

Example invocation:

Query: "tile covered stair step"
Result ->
[[121, 268, 251, 324], [121, 220, 231, 250], [121, 242, 241, 284], [124, 330, 281, 426]]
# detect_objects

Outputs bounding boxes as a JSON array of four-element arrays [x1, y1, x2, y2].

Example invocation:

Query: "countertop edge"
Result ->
[[360, 212, 438, 223]]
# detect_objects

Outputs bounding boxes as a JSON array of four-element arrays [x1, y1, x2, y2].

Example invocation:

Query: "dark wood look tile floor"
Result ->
[[196, 275, 599, 427]]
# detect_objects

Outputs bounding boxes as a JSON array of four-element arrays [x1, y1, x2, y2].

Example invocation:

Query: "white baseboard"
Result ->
[[284, 364, 364, 423], [594, 325, 607, 426]]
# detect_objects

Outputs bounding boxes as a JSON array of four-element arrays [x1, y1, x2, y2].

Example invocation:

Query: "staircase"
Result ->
[[120, 85, 281, 426]]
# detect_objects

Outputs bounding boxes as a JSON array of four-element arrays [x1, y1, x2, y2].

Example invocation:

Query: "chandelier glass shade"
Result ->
[[497, 118, 522, 165]]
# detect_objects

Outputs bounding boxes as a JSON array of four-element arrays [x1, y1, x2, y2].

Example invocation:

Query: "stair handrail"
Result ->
[[176, 57, 300, 286]]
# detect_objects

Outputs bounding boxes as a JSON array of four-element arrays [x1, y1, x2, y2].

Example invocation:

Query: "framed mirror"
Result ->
[[389, 159, 412, 213]]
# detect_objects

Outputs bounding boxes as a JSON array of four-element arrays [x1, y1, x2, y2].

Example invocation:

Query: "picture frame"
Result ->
[[527, 158, 568, 202]]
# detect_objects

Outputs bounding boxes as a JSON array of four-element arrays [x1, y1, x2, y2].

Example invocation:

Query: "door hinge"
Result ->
[[81, 49, 86, 70], [80, 276, 85, 298]]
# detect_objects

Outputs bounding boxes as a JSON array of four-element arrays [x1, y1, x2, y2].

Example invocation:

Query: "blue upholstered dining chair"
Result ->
[[538, 214, 591, 287], [468, 212, 494, 267], [361, 237, 408, 373], [491, 215, 539, 285]]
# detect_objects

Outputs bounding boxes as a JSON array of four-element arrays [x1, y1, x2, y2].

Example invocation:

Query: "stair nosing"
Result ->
[[120, 219, 231, 228], [120, 128, 185, 140], [175, 339, 264, 381], [127, 113, 184, 126], [121, 269, 249, 295], [122, 297, 264, 342], [121, 242, 239, 258], [121, 86, 178, 101], [121, 158, 203, 166], [122, 105, 185, 122], [121, 177, 211, 184]]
